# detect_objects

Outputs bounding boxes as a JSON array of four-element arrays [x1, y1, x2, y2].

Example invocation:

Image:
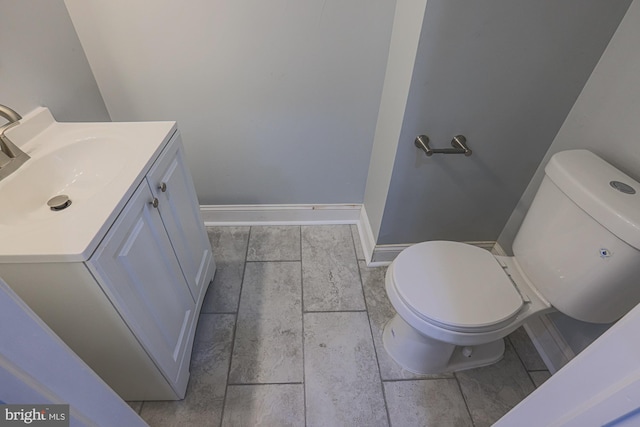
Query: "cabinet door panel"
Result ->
[[149, 134, 213, 300], [88, 181, 195, 384]]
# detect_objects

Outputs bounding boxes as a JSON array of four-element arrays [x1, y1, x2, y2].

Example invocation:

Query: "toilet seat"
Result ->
[[389, 241, 524, 333]]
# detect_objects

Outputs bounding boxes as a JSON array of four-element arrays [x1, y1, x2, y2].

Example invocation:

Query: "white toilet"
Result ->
[[383, 149, 640, 374]]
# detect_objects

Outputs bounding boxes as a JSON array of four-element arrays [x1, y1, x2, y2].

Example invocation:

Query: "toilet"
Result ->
[[383, 149, 640, 374]]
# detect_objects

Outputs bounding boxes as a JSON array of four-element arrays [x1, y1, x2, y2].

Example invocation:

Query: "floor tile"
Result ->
[[247, 226, 300, 261], [140, 314, 235, 427], [359, 262, 452, 381], [126, 401, 142, 414], [304, 311, 388, 427], [229, 262, 303, 383], [136, 225, 544, 426], [351, 224, 365, 260], [221, 384, 304, 427], [302, 225, 365, 311], [508, 326, 547, 371], [384, 379, 473, 427], [456, 340, 536, 427], [529, 370, 552, 387], [202, 227, 250, 313]]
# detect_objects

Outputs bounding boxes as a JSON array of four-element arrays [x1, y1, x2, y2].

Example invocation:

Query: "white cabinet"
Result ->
[[0, 129, 215, 401], [87, 180, 196, 387], [147, 135, 213, 302]]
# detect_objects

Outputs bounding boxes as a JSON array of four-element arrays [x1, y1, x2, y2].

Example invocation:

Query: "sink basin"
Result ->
[[0, 107, 176, 262], [0, 136, 127, 226]]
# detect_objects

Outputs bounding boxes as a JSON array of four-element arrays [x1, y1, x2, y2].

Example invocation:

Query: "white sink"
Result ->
[[0, 108, 176, 262], [0, 134, 127, 226]]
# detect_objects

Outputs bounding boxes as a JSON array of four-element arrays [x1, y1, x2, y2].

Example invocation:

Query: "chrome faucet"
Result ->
[[0, 104, 30, 181]]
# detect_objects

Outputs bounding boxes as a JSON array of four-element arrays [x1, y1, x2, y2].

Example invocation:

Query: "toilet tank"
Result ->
[[513, 150, 640, 323]]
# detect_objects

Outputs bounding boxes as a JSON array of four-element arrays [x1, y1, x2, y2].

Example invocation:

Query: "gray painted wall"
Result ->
[[0, 1, 109, 122], [498, 0, 640, 354], [374, 0, 631, 245], [64, 0, 396, 205]]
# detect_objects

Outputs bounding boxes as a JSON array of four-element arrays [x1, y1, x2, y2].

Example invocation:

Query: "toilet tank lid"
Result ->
[[545, 150, 640, 250]]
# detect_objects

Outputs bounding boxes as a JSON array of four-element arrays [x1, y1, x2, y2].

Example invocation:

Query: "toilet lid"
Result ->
[[391, 241, 523, 331]]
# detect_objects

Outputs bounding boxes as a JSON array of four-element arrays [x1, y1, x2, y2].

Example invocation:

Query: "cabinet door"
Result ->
[[87, 181, 195, 385], [148, 133, 214, 301]]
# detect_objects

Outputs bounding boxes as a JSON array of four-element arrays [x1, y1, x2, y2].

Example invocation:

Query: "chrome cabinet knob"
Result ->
[[159, 182, 167, 192], [151, 198, 159, 208]]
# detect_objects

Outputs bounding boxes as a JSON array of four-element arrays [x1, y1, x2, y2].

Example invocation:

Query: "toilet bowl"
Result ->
[[382, 242, 552, 373], [383, 150, 640, 374]]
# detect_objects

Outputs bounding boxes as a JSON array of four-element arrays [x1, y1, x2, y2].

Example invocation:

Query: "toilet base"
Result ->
[[382, 314, 505, 374]]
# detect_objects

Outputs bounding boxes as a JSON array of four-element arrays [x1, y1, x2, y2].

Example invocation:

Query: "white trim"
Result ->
[[357, 205, 377, 265], [370, 244, 409, 265], [370, 240, 497, 266], [200, 204, 361, 226], [491, 242, 508, 256], [523, 315, 575, 374]]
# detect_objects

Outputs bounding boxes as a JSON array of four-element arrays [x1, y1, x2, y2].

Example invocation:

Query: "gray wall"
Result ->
[[0, 1, 108, 122], [64, 0, 396, 205], [498, 0, 640, 354], [373, 0, 631, 245]]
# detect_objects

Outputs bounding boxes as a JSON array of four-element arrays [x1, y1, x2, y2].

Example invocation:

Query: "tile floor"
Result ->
[[130, 225, 551, 427]]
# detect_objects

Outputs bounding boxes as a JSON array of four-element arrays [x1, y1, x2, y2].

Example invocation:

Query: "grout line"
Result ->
[[218, 226, 252, 427], [351, 231, 369, 315], [454, 372, 477, 427], [227, 381, 304, 386], [380, 376, 454, 383], [358, 261, 393, 427], [201, 311, 237, 315], [234, 227, 250, 314], [303, 309, 368, 314], [349, 224, 360, 261], [299, 226, 308, 427], [507, 333, 538, 389], [244, 259, 302, 263], [352, 224, 366, 262]]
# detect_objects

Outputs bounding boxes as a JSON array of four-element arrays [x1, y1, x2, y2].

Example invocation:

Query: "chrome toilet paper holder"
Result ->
[[414, 134, 472, 157]]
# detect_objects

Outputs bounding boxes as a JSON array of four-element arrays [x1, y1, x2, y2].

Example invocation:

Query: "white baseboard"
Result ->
[[370, 244, 411, 265], [368, 240, 497, 266], [200, 204, 361, 226], [491, 242, 508, 256], [357, 206, 377, 265], [524, 315, 575, 374]]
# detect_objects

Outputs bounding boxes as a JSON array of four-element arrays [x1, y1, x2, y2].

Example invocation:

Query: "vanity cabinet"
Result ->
[[147, 137, 212, 302], [0, 128, 215, 401], [87, 180, 197, 389], [86, 132, 215, 394]]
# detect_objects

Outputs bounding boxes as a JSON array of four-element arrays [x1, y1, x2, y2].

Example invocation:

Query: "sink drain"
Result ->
[[47, 195, 72, 211]]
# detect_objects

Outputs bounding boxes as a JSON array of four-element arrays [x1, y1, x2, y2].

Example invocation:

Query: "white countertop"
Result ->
[[0, 107, 176, 263]]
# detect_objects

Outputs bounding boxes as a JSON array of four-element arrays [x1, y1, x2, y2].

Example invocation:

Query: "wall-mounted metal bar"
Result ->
[[415, 134, 472, 157]]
